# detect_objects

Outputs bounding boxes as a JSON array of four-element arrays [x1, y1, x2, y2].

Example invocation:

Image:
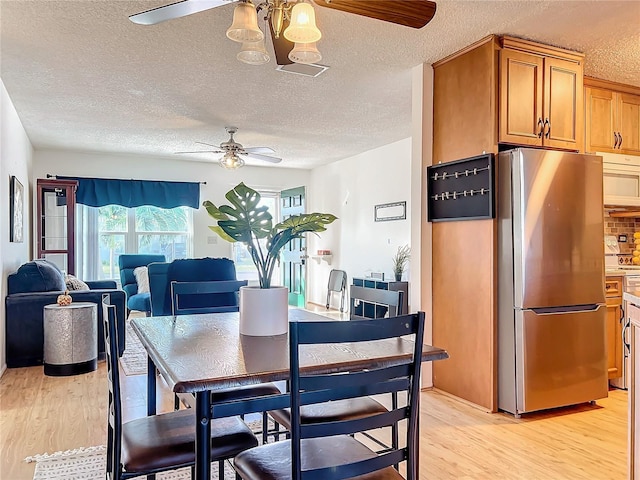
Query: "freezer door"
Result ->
[[512, 149, 605, 308], [516, 305, 608, 414]]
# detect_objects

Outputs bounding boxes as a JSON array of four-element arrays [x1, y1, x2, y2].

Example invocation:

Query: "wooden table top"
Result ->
[[131, 309, 448, 394]]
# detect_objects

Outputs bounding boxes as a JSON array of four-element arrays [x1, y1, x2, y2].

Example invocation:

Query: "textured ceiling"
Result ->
[[1, 1, 639, 169]]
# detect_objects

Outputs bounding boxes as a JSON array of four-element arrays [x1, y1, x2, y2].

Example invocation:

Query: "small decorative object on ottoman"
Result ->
[[43, 302, 97, 376], [56, 290, 73, 306]]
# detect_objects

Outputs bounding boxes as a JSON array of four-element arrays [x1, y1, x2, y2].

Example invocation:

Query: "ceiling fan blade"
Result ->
[[129, 0, 235, 25], [195, 141, 223, 148], [313, 0, 437, 29], [175, 149, 223, 154], [269, 17, 294, 65], [243, 146, 276, 154], [241, 152, 283, 163]]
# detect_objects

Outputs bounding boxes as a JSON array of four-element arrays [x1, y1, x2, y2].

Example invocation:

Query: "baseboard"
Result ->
[[431, 388, 496, 413], [0, 363, 6, 379]]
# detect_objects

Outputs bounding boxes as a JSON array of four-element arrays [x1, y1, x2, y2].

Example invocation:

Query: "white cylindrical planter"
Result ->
[[239, 286, 289, 336]]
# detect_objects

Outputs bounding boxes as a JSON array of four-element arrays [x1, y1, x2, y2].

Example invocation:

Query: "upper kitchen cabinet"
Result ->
[[500, 37, 584, 151], [585, 78, 640, 155]]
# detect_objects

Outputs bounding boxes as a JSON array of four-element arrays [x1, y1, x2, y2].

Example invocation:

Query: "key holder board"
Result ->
[[427, 153, 495, 222]]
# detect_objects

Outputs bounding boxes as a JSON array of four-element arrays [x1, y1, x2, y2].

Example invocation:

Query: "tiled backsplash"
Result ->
[[604, 211, 640, 255]]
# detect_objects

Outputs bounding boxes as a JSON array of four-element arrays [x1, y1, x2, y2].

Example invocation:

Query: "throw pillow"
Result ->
[[65, 274, 90, 291], [134, 266, 150, 294], [12, 259, 66, 293]]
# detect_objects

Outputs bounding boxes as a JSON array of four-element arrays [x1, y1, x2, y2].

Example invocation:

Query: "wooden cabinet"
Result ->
[[585, 78, 640, 155], [36, 178, 78, 275], [500, 37, 583, 150], [605, 277, 623, 380]]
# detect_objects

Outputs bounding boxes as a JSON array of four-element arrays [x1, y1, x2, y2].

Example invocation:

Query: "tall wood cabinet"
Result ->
[[500, 37, 583, 151], [36, 178, 78, 275], [430, 35, 585, 411], [605, 276, 623, 380], [585, 77, 640, 155]]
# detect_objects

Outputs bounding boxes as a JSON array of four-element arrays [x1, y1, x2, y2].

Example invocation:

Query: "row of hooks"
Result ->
[[431, 164, 491, 181], [431, 188, 491, 201]]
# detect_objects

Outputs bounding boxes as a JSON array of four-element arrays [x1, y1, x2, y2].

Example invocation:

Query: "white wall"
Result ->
[[307, 138, 412, 308], [32, 150, 310, 260], [1, 80, 34, 374]]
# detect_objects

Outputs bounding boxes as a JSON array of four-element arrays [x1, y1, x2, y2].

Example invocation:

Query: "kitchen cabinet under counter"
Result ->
[[623, 291, 640, 479]]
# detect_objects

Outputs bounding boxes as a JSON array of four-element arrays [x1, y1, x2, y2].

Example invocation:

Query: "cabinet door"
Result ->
[[585, 87, 617, 153], [543, 56, 582, 150], [618, 92, 640, 155], [606, 297, 623, 379], [500, 49, 544, 146]]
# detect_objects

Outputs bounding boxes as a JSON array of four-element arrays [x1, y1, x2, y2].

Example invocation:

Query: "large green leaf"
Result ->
[[268, 213, 338, 258], [203, 183, 272, 243]]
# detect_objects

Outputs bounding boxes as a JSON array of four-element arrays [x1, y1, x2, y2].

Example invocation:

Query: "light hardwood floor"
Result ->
[[0, 308, 628, 479]]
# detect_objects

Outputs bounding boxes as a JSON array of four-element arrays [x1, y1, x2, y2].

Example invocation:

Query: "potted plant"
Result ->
[[392, 244, 411, 281], [203, 182, 337, 335]]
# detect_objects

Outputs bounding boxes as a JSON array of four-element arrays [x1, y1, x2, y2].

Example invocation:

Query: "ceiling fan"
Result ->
[[129, 0, 437, 66], [176, 126, 282, 169]]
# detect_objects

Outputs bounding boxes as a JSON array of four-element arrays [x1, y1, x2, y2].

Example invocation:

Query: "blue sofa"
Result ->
[[118, 254, 166, 314], [5, 259, 126, 368], [148, 257, 238, 316]]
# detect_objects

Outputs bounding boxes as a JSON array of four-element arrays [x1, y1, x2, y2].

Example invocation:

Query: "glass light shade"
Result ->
[[226, 2, 264, 43], [237, 39, 270, 65], [288, 41, 322, 64], [284, 3, 321, 43], [219, 152, 245, 169]]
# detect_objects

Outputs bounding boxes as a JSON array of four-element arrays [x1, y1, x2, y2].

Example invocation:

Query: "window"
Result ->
[[233, 192, 279, 283], [77, 204, 193, 281]]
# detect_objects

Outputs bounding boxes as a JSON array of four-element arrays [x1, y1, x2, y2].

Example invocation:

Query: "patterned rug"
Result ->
[[119, 322, 147, 376], [26, 445, 237, 479]]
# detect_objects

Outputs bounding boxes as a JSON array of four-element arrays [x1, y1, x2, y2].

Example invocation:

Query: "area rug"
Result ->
[[26, 445, 237, 480], [119, 322, 147, 376]]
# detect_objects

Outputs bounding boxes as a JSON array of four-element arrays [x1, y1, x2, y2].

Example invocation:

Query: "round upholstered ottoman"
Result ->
[[43, 302, 97, 376]]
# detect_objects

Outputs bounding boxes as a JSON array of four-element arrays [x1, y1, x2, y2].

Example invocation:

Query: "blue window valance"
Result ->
[[58, 176, 200, 209]]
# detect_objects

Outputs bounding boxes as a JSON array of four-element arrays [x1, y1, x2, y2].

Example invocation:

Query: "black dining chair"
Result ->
[[235, 312, 426, 480], [269, 285, 404, 452], [169, 280, 282, 443], [101, 294, 258, 480]]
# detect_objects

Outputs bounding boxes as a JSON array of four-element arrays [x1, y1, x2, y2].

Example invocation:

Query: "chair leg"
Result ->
[[174, 393, 180, 411], [392, 391, 399, 469], [219, 460, 225, 480], [262, 411, 269, 444]]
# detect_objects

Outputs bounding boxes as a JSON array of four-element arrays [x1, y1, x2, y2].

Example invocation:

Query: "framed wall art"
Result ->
[[10, 176, 24, 243], [374, 201, 406, 222]]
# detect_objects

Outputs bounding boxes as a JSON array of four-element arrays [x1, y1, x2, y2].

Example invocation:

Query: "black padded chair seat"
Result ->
[[234, 436, 403, 480], [269, 397, 387, 428], [121, 410, 257, 473]]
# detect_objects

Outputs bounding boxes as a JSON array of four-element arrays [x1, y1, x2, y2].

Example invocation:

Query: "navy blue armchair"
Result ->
[[117, 254, 165, 315]]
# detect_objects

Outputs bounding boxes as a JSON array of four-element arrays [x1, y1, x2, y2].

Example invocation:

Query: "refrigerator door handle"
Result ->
[[530, 304, 603, 315]]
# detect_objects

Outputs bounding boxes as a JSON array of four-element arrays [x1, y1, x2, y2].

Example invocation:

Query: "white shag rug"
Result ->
[[25, 445, 237, 480], [119, 323, 147, 376]]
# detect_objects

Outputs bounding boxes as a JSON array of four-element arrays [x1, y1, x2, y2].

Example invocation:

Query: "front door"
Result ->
[[280, 186, 306, 307]]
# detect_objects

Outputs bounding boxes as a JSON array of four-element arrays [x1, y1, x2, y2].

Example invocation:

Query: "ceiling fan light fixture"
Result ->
[[288, 41, 322, 64], [283, 2, 321, 44], [226, 2, 264, 43], [238, 39, 270, 65], [220, 151, 245, 169]]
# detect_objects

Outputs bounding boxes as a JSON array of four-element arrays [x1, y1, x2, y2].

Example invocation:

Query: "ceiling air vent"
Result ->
[[276, 63, 329, 78]]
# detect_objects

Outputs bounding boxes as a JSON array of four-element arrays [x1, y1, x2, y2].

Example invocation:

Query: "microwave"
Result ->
[[601, 152, 640, 206]]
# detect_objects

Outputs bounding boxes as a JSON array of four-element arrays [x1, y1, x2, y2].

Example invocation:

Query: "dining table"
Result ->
[[130, 308, 449, 480]]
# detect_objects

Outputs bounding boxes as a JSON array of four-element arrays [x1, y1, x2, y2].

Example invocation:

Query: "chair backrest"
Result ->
[[170, 280, 248, 315], [349, 284, 403, 319], [288, 312, 425, 480], [118, 254, 166, 299], [101, 294, 123, 480], [327, 269, 347, 293]]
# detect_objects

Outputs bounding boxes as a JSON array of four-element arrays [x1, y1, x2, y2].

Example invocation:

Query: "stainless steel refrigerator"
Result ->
[[498, 148, 607, 416]]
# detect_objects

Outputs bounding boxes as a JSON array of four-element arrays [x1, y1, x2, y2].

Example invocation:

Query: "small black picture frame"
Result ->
[[10, 175, 24, 243], [427, 153, 495, 222], [374, 201, 406, 222]]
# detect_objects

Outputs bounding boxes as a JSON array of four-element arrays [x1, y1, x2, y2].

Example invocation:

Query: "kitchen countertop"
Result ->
[[623, 291, 640, 305], [607, 270, 629, 276]]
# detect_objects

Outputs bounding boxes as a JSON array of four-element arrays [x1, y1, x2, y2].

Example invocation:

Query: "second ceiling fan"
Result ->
[[129, 0, 437, 66]]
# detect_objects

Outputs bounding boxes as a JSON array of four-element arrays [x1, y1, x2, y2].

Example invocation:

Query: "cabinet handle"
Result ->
[[619, 132, 623, 149], [543, 118, 551, 138], [537, 118, 544, 138], [614, 132, 619, 148]]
